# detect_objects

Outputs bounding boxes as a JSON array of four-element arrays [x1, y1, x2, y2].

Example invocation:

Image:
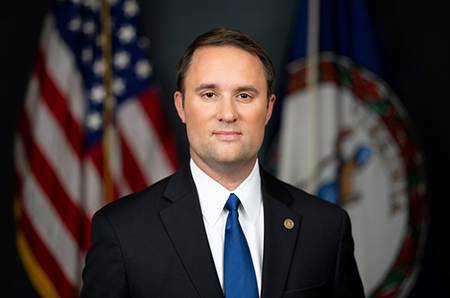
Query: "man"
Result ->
[[80, 28, 365, 298]]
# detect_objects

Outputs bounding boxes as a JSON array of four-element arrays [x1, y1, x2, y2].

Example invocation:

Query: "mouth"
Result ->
[[213, 130, 242, 141]]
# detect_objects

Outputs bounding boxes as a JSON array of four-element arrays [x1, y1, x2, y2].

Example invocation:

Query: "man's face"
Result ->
[[174, 46, 275, 171]]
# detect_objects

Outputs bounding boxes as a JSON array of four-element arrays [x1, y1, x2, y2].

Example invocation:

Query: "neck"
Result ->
[[191, 156, 257, 191]]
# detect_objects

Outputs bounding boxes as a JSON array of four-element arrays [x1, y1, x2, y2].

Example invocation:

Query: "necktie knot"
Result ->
[[225, 193, 240, 212]]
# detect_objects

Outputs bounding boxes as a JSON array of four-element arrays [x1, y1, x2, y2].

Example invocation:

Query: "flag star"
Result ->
[[113, 77, 126, 96], [114, 51, 131, 70], [82, 47, 93, 63], [91, 85, 105, 103], [124, 0, 140, 17], [135, 60, 152, 79], [117, 25, 136, 44], [93, 60, 105, 76], [87, 112, 103, 131], [68, 16, 82, 31], [84, 0, 100, 12], [83, 20, 96, 35]]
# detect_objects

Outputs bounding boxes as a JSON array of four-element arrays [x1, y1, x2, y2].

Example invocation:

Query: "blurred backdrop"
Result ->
[[0, 0, 449, 297]]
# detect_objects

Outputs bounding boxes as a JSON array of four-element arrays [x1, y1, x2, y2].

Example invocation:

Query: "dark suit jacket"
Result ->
[[80, 164, 365, 298]]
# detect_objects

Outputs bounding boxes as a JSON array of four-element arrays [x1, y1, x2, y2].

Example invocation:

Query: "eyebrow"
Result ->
[[194, 83, 260, 95], [236, 86, 259, 95], [195, 83, 218, 92]]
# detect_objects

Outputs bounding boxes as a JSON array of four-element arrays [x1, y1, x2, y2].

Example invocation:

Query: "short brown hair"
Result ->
[[176, 28, 276, 98]]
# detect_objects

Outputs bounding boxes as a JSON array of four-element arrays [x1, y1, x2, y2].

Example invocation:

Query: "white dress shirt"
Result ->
[[190, 159, 264, 295]]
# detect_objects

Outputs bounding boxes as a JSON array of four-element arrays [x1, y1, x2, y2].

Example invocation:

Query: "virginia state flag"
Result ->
[[275, 0, 427, 297]]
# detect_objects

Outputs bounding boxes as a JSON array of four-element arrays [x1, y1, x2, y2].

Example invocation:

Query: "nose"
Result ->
[[217, 97, 238, 123]]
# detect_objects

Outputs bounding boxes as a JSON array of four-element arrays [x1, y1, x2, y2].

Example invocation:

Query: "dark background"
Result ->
[[1, 0, 449, 297]]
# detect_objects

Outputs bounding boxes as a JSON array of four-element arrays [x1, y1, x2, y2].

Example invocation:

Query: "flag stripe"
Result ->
[[82, 156, 106, 219], [111, 127, 133, 198], [39, 14, 85, 124], [24, 75, 82, 208], [16, 229, 60, 298], [34, 50, 83, 159], [15, 136, 83, 286], [21, 211, 76, 298], [118, 129, 148, 192], [117, 93, 172, 184], [138, 88, 178, 170], [87, 141, 103, 176], [87, 142, 121, 201], [18, 112, 90, 252]]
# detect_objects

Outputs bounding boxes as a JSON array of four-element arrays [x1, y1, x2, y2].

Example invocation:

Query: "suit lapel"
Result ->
[[159, 165, 224, 298], [260, 169, 302, 298], [159, 165, 301, 298]]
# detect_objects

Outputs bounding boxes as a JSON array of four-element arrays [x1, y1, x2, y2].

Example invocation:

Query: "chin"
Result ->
[[214, 154, 254, 167]]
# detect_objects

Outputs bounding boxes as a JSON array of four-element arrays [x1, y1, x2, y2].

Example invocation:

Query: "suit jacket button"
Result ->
[[284, 218, 294, 229]]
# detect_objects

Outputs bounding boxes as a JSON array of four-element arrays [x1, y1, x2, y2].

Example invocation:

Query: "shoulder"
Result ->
[[94, 164, 195, 223], [260, 167, 347, 222], [106, 174, 170, 211]]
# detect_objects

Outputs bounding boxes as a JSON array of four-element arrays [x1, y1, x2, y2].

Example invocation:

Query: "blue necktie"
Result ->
[[224, 194, 259, 298]]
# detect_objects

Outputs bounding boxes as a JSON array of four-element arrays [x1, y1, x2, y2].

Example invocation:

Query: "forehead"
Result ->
[[186, 46, 266, 87]]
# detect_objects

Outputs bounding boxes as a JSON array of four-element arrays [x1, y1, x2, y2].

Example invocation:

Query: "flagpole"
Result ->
[[305, 0, 320, 194], [101, 0, 114, 204]]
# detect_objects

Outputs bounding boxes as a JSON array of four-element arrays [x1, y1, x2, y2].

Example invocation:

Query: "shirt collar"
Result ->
[[190, 159, 262, 227]]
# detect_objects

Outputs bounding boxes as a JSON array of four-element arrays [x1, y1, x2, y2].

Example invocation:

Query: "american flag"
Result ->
[[14, 0, 178, 297]]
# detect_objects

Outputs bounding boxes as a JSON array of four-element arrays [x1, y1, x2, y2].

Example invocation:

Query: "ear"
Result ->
[[174, 91, 186, 123], [265, 94, 276, 125]]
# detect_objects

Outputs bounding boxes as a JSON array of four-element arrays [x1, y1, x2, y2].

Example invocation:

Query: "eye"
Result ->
[[203, 92, 215, 98], [238, 93, 251, 100]]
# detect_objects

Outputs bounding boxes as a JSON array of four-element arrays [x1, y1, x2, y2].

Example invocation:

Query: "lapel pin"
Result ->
[[284, 218, 294, 230]]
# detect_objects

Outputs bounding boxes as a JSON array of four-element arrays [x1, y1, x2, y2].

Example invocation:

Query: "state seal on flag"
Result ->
[[275, 52, 427, 298]]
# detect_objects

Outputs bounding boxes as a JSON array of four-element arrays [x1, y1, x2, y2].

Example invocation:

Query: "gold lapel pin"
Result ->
[[284, 218, 294, 230]]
